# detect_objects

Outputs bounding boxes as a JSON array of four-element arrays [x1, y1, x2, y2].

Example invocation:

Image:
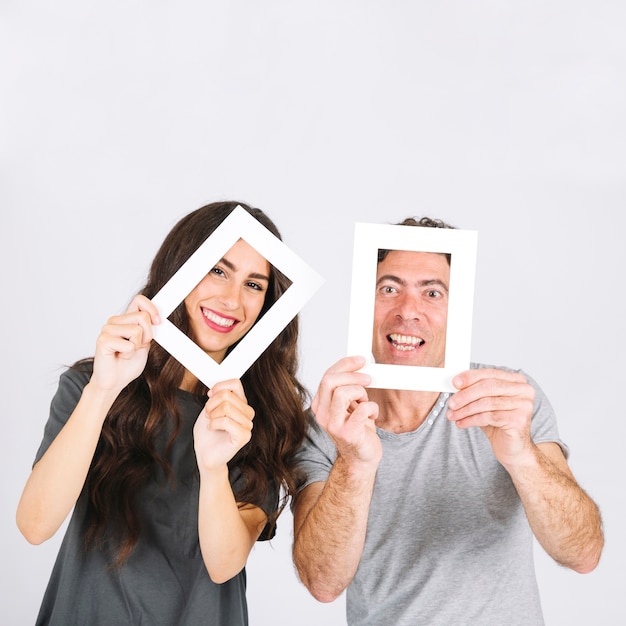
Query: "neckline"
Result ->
[[376, 392, 451, 438]]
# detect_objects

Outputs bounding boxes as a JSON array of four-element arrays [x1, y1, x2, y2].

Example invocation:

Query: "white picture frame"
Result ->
[[347, 221, 478, 392], [151, 206, 324, 388]]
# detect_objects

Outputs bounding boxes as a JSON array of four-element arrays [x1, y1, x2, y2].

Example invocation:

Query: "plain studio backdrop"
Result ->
[[2, 2, 624, 624]]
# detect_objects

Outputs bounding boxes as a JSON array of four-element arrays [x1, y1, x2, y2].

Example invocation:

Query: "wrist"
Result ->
[[198, 463, 230, 482], [499, 443, 542, 476], [335, 451, 380, 481], [81, 382, 120, 415]]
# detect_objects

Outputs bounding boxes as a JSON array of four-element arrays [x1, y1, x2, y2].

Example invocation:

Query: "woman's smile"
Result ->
[[201, 307, 239, 332]]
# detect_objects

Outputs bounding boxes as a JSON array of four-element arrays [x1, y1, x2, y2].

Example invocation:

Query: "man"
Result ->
[[292, 218, 603, 625]]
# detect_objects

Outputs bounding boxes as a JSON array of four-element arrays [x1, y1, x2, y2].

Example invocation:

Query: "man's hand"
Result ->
[[312, 355, 382, 467], [447, 368, 535, 468]]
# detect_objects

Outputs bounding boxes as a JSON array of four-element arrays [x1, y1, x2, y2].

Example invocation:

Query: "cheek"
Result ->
[[183, 285, 200, 310], [434, 308, 449, 331], [373, 299, 393, 320], [245, 295, 267, 323], [183, 297, 193, 317], [189, 275, 214, 298]]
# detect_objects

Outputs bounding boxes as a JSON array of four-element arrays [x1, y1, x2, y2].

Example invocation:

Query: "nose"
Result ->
[[395, 291, 423, 321], [216, 280, 241, 311]]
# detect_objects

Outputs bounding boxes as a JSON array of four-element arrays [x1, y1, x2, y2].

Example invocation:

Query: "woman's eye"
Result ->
[[247, 281, 264, 291], [210, 267, 225, 277]]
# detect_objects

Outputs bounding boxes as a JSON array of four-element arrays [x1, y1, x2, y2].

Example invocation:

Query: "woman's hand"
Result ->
[[194, 379, 266, 583], [90, 295, 160, 395], [193, 379, 255, 472]]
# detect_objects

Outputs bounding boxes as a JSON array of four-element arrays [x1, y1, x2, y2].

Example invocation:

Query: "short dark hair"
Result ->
[[378, 216, 455, 264]]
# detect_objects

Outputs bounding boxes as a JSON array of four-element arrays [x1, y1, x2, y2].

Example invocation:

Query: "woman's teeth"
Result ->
[[203, 309, 236, 327]]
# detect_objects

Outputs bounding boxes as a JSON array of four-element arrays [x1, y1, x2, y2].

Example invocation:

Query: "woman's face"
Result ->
[[184, 238, 271, 363]]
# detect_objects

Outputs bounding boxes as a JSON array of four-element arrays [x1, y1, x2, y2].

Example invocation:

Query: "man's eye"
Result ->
[[210, 267, 225, 277], [427, 290, 441, 298], [380, 286, 396, 294]]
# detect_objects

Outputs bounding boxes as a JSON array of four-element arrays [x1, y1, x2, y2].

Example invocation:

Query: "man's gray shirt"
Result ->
[[294, 364, 567, 626]]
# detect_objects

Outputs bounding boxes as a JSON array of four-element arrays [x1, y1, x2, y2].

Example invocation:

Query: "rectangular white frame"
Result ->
[[347, 222, 478, 392], [151, 206, 324, 388]]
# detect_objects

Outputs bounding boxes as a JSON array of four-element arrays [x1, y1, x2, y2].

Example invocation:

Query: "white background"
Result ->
[[2, 2, 624, 624]]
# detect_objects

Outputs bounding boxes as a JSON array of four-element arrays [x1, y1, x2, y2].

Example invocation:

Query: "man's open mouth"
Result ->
[[387, 333, 425, 351]]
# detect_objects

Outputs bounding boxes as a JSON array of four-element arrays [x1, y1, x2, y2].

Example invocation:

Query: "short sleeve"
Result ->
[[34, 365, 92, 466], [523, 369, 569, 458], [256, 479, 280, 542], [470, 363, 568, 458], [292, 412, 338, 495], [228, 466, 280, 542]]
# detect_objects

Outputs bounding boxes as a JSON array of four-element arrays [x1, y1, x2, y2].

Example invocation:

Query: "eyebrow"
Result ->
[[376, 274, 449, 294], [219, 256, 270, 282]]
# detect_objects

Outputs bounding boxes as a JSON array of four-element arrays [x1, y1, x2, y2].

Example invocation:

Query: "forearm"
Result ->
[[293, 456, 378, 602], [197, 466, 262, 584], [16, 383, 117, 544], [506, 444, 603, 573]]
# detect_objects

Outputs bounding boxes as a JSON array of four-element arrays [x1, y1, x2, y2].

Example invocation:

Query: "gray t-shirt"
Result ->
[[295, 364, 567, 626], [34, 366, 278, 626]]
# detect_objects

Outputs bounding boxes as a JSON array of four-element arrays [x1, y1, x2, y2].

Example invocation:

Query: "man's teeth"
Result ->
[[388, 334, 425, 350], [203, 309, 236, 327]]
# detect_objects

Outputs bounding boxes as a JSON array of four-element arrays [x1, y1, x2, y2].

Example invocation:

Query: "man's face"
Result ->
[[372, 250, 450, 368]]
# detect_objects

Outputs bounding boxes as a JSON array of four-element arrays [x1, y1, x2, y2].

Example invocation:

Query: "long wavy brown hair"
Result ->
[[77, 202, 308, 566]]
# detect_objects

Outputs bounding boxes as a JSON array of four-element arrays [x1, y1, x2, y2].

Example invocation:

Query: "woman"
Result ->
[[16, 201, 309, 625]]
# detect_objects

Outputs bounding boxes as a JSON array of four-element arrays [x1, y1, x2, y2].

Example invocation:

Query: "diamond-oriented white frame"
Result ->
[[347, 222, 478, 393], [151, 206, 324, 388]]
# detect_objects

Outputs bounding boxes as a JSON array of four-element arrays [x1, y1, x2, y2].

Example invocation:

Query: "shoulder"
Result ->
[[304, 409, 336, 454], [470, 362, 545, 393], [471, 363, 564, 448], [60, 360, 94, 391], [33, 361, 95, 465], [47, 361, 95, 415], [470, 362, 542, 390], [470, 362, 519, 374], [290, 409, 337, 489]]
